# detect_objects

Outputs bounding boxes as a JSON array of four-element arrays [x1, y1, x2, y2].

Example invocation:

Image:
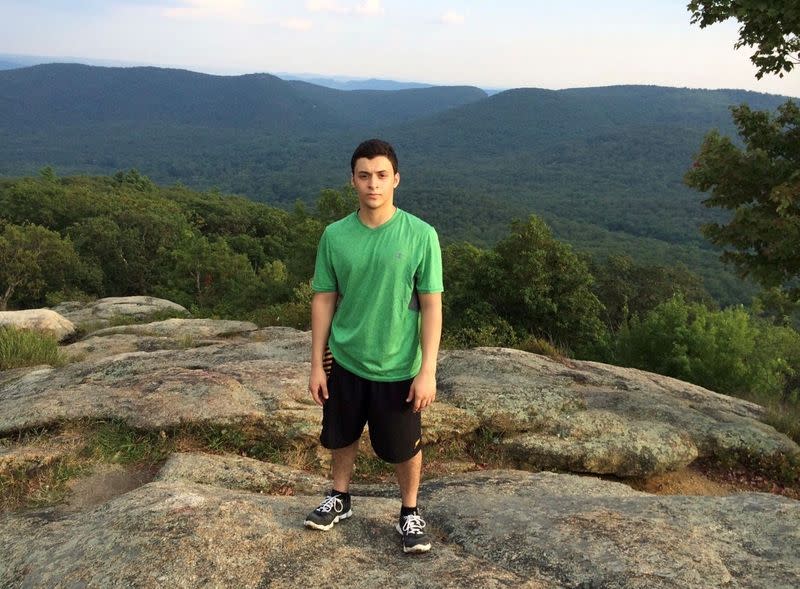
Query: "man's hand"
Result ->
[[309, 365, 329, 406], [407, 369, 436, 413]]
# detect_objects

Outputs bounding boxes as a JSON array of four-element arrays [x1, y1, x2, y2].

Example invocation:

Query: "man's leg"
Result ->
[[394, 450, 430, 553], [304, 440, 360, 531], [332, 439, 360, 492], [394, 449, 422, 507]]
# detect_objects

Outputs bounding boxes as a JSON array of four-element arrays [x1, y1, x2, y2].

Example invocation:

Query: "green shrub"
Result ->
[[518, 336, 567, 360], [615, 295, 800, 401], [0, 326, 64, 370]]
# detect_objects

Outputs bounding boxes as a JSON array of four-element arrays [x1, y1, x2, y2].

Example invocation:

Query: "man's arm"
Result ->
[[309, 291, 338, 406], [407, 292, 443, 412]]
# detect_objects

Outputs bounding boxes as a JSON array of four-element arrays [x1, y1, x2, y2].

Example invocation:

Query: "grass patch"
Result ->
[[0, 326, 66, 370], [353, 453, 395, 483], [762, 402, 800, 445], [518, 336, 568, 360], [85, 419, 173, 465], [707, 446, 800, 487], [422, 426, 515, 477], [0, 457, 90, 511], [105, 308, 191, 328]]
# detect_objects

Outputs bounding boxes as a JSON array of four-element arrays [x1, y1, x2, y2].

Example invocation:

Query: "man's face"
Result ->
[[351, 156, 400, 213]]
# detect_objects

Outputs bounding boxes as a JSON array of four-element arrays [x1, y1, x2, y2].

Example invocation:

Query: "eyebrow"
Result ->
[[357, 170, 390, 175]]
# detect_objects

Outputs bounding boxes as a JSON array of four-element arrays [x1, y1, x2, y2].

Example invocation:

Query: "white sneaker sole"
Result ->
[[304, 509, 352, 531], [395, 523, 431, 553]]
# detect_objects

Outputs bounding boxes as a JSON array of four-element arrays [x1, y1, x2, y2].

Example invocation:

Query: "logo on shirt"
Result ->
[[394, 251, 404, 260]]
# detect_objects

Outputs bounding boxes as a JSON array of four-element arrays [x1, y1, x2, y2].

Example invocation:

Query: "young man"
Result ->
[[304, 139, 443, 554]]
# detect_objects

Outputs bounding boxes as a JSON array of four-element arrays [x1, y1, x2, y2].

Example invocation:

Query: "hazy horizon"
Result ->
[[1, 1, 797, 97]]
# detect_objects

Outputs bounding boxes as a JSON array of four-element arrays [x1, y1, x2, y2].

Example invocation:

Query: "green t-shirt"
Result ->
[[312, 208, 444, 381]]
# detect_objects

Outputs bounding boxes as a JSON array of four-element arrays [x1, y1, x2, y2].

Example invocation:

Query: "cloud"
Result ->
[[306, 0, 384, 17], [160, 0, 312, 29], [306, 0, 349, 14], [355, 0, 383, 16], [162, 0, 250, 21], [439, 10, 465, 25], [280, 18, 313, 31]]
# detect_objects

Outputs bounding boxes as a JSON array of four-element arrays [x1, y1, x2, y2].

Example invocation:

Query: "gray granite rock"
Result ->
[[0, 339, 470, 448], [90, 317, 257, 338], [2, 327, 797, 479], [424, 470, 800, 589], [156, 452, 329, 495], [51, 296, 188, 331], [437, 348, 798, 477], [0, 309, 75, 341], [0, 478, 553, 588], [1, 470, 797, 588]]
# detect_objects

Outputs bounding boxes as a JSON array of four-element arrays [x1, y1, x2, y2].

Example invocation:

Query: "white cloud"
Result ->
[[306, 0, 350, 14], [306, 0, 384, 17], [439, 10, 465, 25], [163, 0, 249, 21], [355, 0, 383, 16], [160, 1, 312, 30], [280, 18, 313, 31]]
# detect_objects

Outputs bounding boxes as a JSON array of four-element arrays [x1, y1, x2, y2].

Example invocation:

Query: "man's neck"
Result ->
[[358, 204, 397, 228]]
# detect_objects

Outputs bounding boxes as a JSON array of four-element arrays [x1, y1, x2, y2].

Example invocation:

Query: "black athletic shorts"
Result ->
[[320, 358, 422, 464]]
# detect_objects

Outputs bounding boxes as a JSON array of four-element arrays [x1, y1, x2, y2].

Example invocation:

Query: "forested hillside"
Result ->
[[0, 64, 793, 303], [2, 173, 798, 443]]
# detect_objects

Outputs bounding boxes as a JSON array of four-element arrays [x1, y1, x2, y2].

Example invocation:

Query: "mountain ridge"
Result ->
[[1, 63, 793, 304]]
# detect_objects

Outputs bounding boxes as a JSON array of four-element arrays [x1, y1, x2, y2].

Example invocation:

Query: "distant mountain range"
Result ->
[[277, 74, 434, 91], [0, 62, 793, 304], [0, 53, 455, 92]]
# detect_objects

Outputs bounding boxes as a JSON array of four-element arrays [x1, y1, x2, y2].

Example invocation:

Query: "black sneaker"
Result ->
[[304, 493, 352, 531], [396, 511, 431, 554]]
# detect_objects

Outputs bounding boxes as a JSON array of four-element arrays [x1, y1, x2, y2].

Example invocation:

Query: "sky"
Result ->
[[1, 0, 798, 96]]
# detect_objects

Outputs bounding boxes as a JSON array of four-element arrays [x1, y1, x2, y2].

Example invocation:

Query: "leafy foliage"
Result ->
[[590, 254, 714, 331], [488, 216, 606, 355], [685, 100, 800, 298], [616, 295, 800, 401], [688, 0, 800, 78]]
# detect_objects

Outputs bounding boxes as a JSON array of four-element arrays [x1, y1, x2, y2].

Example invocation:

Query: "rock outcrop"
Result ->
[[51, 296, 188, 331], [437, 348, 798, 477], [1, 317, 797, 479], [1, 468, 798, 588], [0, 309, 76, 341], [1, 299, 799, 588]]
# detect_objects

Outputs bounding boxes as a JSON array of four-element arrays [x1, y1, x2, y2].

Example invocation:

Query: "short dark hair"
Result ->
[[350, 139, 399, 175]]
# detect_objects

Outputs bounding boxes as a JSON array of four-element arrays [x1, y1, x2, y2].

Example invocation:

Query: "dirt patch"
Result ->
[[60, 463, 159, 512], [627, 466, 737, 496], [625, 462, 800, 500]]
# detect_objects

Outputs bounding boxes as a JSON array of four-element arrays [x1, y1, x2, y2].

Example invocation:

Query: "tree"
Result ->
[[316, 186, 358, 225], [685, 101, 800, 299], [157, 232, 259, 313], [0, 223, 92, 310], [688, 0, 800, 78], [616, 294, 800, 401], [488, 216, 607, 355], [591, 254, 713, 331]]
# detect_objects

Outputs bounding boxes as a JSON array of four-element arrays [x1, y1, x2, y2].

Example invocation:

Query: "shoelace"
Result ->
[[400, 514, 426, 535], [315, 494, 343, 514]]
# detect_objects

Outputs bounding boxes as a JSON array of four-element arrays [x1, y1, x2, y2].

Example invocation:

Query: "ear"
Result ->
[[351, 174, 356, 187], [394, 173, 400, 188]]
